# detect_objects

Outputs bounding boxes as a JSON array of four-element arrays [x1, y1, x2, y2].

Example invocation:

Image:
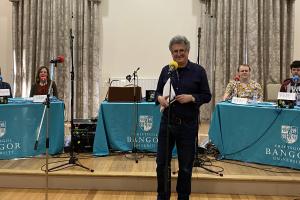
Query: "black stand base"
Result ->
[[193, 156, 223, 176], [193, 157, 204, 167], [48, 155, 94, 172], [192, 135, 223, 176], [125, 148, 144, 163]]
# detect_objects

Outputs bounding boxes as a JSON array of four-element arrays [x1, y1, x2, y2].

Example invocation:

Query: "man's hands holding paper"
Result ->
[[175, 94, 195, 104], [158, 95, 170, 108], [158, 94, 195, 112]]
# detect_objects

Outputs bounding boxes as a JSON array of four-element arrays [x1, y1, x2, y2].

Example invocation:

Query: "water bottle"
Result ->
[[252, 89, 258, 104], [296, 93, 300, 106]]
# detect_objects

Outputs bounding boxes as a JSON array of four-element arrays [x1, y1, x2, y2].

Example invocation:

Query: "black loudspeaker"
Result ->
[[72, 118, 97, 153], [146, 90, 155, 102]]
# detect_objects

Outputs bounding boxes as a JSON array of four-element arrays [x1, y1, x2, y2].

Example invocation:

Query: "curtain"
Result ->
[[72, 0, 101, 119], [10, 0, 101, 119], [199, 0, 295, 120]]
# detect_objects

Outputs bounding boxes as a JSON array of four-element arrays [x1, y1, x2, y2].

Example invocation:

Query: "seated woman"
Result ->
[[223, 64, 263, 102], [30, 66, 58, 97]]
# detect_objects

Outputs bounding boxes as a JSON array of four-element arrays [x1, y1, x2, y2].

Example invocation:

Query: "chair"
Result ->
[[266, 83, 281, 102]]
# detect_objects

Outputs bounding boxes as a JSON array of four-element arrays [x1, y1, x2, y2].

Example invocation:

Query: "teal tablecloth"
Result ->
[[0, 99, 64, 159], [209, 102, 300, 169], [93, 101, 161, 156]]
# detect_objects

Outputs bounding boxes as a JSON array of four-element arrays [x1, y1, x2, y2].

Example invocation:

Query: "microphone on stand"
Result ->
[[292, 75, 300, 93], [169, 61, 179, 72], [50, 56, 64, 80], [50, 55, 65, 64], [126, 75, 132, 82], [168, 61, 179, 82], [40, 76, 47, 82], [292, 75, 299, 83], [126, 67, 141, 82], [234, 74, 240, 81], [134, 67, 140, 74]]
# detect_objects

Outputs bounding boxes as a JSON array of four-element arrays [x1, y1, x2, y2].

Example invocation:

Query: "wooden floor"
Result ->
[[0, 123, 300, 199], [0, 189, 299, 200], [0, 151, 300, 199]]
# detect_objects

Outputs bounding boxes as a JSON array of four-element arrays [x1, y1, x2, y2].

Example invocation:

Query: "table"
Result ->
[[0, 99, 65, 159], [209, 102, 300, 169], [93, 101, 161, 156]]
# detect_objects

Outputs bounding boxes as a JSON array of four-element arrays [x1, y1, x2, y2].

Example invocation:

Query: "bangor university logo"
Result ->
[[281, 125, 298, 144], [139, 115, 153, 132], [0, 121, 6, 138]]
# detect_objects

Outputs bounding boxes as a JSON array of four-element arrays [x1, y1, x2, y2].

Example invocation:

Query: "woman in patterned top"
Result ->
[[30, 66, 58, 97], [223, 64, 263, 101]]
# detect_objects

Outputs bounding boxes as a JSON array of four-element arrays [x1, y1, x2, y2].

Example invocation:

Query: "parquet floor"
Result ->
[[0, 123, 299, 199], [0, 189, 299, 200]]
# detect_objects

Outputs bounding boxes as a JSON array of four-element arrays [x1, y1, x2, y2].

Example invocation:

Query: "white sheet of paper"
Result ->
[[0, 89, 10, 97], [277, 92, 296, 101], [160, 78, 176, 112], [231, 97, 248, 105], [33, 95, 47, 103]]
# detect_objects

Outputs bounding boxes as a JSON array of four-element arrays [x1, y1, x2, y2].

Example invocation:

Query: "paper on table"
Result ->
[[160, 78, 176, 112]]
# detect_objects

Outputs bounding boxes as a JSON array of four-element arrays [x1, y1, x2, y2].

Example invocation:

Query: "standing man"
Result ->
[[280, 60, 300, 105], [155, 35, 211, 200]]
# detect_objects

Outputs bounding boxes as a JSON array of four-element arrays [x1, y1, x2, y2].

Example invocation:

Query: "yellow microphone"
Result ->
[[169, 60, 179, 71]]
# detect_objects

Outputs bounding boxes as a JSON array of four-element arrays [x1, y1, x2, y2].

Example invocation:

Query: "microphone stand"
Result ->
[[34, 62, 56, 200], [192, 26, 222, 176], [126, 68, 143, 163], [163, 69, 174, 200], [192, 120, 223, 177], [48, 28, 93, 172], [195, 27, 203, 167], [197, 27, 201, 64]]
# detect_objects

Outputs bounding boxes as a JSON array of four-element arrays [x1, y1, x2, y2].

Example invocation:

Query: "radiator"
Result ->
[[110, 77, 158, 98]]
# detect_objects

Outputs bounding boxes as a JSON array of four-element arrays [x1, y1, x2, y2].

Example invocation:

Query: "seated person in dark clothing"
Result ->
[[280, 60, 300, 93], [30, 66, 58, 97], [0, 73, 12, 98], [280, 60, 300, 106]]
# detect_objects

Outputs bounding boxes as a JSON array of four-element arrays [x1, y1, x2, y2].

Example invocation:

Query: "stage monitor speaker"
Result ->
[[108, 86, 142, 102], [68, 118, 97, 153]]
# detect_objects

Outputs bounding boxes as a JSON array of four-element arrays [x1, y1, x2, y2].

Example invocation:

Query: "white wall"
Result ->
[[100, 0, 201, 87], [0, 1, 13, 84], [294, 0, 300, 60]]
